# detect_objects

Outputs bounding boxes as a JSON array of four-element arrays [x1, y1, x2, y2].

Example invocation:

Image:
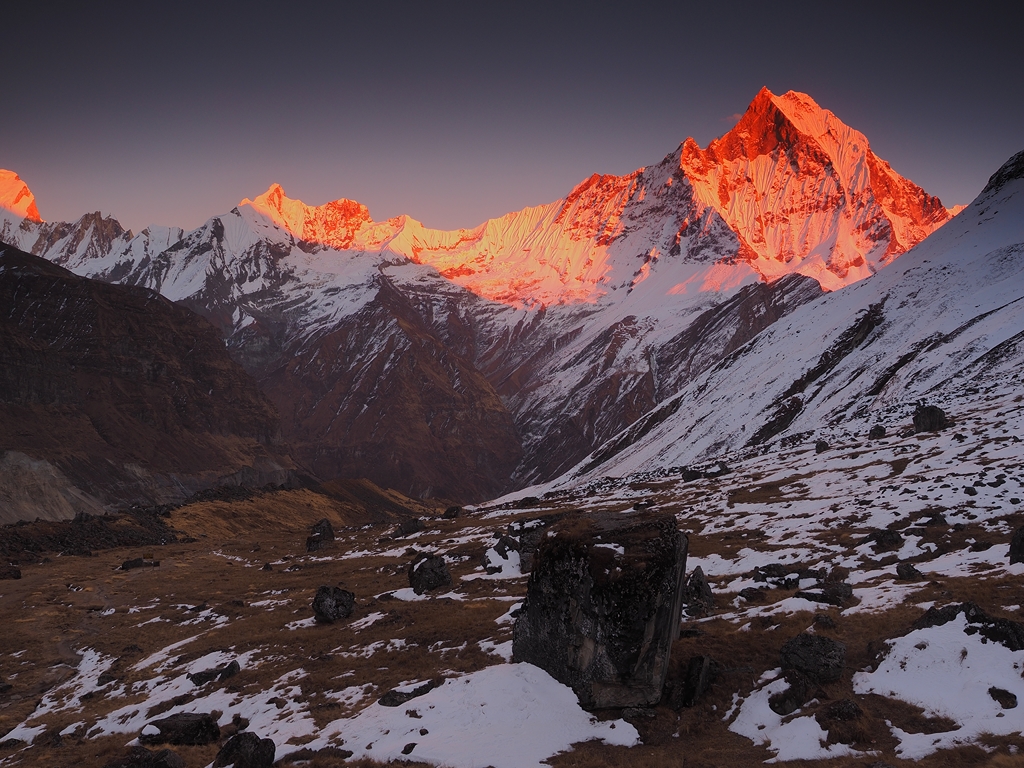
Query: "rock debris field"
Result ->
[[1, 387, 1023, 767]]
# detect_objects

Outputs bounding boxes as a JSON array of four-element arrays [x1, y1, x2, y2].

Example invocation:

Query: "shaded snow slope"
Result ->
[[555, 148, 1024, 485]]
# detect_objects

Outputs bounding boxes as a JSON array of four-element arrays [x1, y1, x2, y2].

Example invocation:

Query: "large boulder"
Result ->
[[408, 554, 452, 595], [213, 732, 276, 768], [913, 404, 948, 433], [780, 633, 846, 684], [139, 712, 220, 746], [312, 586, 355, 623], [512, 510, 688, 709]]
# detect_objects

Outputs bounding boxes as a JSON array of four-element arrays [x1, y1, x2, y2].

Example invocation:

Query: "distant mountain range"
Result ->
[[0, 88, 979, 509]]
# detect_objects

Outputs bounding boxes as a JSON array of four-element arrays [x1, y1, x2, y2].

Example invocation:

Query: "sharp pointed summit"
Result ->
[[0, 169, 42, 223]]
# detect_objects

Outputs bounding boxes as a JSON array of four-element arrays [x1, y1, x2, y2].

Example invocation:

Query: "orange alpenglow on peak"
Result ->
[[0, 169, 42, 222], [231, 88, 955, 305], [240, 184, 373, 250]]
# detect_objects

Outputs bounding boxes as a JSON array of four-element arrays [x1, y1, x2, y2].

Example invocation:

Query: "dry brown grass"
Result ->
[[2, 481, 1022, 768]]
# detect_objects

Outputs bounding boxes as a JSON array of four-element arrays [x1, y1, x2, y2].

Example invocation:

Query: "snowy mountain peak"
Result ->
[[678, 87, 955, 290], [239, 183, 373, 250], [0, 169, 42, 222]]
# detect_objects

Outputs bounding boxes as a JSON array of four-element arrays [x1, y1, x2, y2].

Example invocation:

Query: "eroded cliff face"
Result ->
[[0, 244, 293, 518]]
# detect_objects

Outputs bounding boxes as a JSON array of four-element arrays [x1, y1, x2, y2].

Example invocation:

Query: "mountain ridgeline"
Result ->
[[0, 89, 973, 510]]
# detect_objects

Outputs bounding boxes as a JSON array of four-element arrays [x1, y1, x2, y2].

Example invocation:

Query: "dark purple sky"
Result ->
[[4, 1, 1022, 233]]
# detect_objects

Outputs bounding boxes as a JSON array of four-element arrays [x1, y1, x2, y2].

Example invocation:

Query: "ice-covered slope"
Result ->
[[558, 149, 1024, 485]]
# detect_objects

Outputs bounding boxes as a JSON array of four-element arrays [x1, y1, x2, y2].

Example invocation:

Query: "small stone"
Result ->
[[814, 439, 830, 453], [988, 686, 1018, 709], [868, 424, 886, 440], [443, 506, 462, 519]]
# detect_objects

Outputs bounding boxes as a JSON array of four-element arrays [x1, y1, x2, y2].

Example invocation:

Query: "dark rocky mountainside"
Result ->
[[0, 243, 294, 522]]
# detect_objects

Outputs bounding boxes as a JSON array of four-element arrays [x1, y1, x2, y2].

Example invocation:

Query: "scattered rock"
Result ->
[[213, 732, 276, 768], [913, 404, 948, 433], [780, 633, 846, 684], [512, 510, 688, 709], [738, 587, 766, 602], [815, 698, 865, 744], [188, 659, 240, 686], [120, 557, 159, 571], [408, 553, 452, 595], [814, 439, 830, 453], [768, 670, 814, 716], [1009, 526, 1024, 565], [139, 712, 220, 746], [895, 561, 924, 581], [103, 746, 186, 768], [482, 534, 521, 574], [678, 655, 719, 708], [0, 566, 21, 580], [507, 514, 567, 573], [867, 529, 904, 551], [682, 566, 715, 617], [378, 679, 442, 707], [702, 461, 731, 478], [795, 581, 853, 606], [913, 602, 1024, 651], [260, 563, 273, 571], [401, 743, 417, 755], [813, 613, 836, 629], [310, 518, 334, 541], [442, 506, 462, 519], [988, 687, 1018, 709], [394, 518, 424, 538], [868, 424, 886, 440], [312, 586, 355, 623], [963, 485, 978, 496]]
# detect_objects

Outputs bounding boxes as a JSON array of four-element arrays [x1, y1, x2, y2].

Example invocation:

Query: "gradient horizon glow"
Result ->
[[3, 1, 1021, 234]]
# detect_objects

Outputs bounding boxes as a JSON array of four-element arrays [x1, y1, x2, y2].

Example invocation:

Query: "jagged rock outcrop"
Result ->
[[512, 511, 688, 708], [0, 244, 293, 521]]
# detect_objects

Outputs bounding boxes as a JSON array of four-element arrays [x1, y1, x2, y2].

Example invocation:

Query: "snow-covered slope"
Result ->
[[556, 149, 1024, 486], [0, 88, 966, 499]]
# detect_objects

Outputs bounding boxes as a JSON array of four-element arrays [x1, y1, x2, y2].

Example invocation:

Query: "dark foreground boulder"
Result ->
[[408, 553, 452, 594], [312, 586, 355, 623], [103, 746, 185, 768], [213, 732, 276, 768], [1009, 526, 1024, 565], [512, 510, 688, 709], [780, 633, 846, 684], [913, 404, 948, 433], [139, 712, 219, 745]]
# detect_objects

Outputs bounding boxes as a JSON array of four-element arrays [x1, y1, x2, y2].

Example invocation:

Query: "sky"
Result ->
[[3, 1, 1022, 234]]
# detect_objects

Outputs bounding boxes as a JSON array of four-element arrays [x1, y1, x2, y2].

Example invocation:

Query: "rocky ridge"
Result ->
[[0, 88, 961, 502]]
